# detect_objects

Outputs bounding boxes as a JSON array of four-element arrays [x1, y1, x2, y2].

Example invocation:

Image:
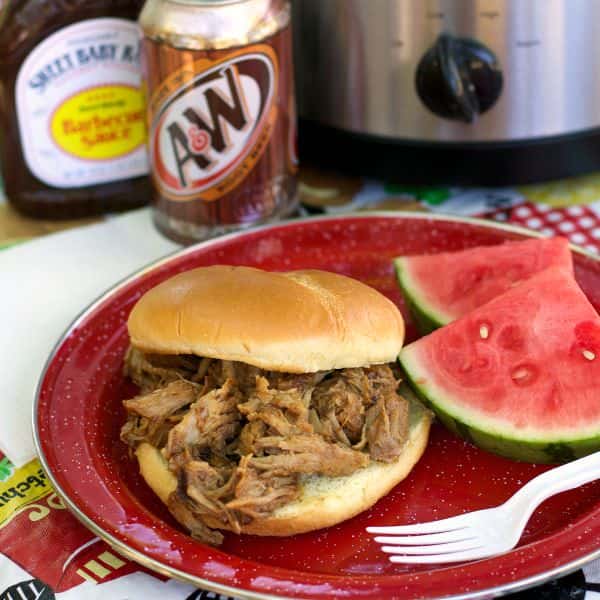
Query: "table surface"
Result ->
[[5, 165, 600, 246], [0, 166, 365, 246], [4, 167, 600, 599]]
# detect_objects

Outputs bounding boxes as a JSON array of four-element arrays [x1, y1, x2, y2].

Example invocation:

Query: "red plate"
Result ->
[[34, 214, 600, 599]]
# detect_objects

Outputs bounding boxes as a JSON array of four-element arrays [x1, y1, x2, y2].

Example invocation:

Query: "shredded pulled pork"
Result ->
[[121, 380, 198, 449], [124, 347, 212, 392], [121, 351, 409, 545]]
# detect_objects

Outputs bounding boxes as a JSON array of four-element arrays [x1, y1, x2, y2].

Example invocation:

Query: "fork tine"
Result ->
[[388, 546, 488, 564], [373, 529, 475, 545], [367, 513, 472, 535], [381, 539, 482, 555]]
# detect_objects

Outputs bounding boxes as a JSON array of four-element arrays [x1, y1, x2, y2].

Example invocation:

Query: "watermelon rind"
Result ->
[[399, 348, 600, 464], [393, 258, 449, 334], [399, 382, 434, 429], [393, 238, 574, 335]]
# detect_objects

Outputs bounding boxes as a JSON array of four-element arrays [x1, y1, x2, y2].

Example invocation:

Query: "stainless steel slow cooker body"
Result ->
[[294, 0, 600, 184]]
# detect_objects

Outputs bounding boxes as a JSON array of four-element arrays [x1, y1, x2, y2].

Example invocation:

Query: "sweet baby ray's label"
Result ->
[[50, 84, 146, 161], [16, 18, 148, 188]]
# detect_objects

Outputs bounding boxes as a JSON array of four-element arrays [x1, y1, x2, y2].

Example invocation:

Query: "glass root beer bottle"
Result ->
[[139, 0, 298, 243], [0, 0, 151, 219]]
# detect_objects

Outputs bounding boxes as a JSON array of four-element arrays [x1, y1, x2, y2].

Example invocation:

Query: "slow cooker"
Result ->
[[293, 0, 600, 185]]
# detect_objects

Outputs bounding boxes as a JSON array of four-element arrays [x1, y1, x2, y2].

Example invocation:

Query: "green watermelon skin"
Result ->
[[401, 364, 600, 463], [394, 260, 444, 334], [399, 267, 600, 464], [395, 237, 573, 334]]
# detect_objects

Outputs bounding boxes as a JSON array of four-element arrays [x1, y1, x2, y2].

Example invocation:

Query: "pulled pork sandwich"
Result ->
[[120, 265, 431, 545]]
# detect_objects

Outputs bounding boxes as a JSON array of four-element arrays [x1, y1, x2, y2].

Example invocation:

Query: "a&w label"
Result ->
[[149, 45, 279, 202]]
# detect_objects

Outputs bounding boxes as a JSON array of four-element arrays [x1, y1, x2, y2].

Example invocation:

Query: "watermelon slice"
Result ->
[[400, 267, 600, 463], [394, 237, 573, 333]]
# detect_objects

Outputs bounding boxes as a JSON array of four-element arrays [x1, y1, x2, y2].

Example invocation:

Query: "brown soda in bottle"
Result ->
[[139, 0, 298, 243]]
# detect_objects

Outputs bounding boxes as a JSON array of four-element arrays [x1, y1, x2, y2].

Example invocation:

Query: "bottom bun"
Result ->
[[135, 394, 432, 537]]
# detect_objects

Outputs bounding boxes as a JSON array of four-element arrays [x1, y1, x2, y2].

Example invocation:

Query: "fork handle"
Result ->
[[504, 450, 600, 528]]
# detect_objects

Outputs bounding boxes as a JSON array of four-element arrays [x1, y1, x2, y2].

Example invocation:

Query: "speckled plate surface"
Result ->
[[34, 214, 600, 599]]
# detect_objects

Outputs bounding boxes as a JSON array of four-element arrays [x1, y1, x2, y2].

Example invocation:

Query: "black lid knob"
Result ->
[[415, 33, 503, 123]]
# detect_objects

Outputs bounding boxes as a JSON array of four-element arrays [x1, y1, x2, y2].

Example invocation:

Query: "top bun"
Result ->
[[127, 265, 405, 373]]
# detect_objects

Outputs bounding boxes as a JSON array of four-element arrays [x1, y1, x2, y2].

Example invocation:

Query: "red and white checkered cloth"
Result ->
[[489, 201, 600, 255]]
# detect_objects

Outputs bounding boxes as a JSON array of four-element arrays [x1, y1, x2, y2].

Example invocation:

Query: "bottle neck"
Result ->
[[139, 0, 289, 50]]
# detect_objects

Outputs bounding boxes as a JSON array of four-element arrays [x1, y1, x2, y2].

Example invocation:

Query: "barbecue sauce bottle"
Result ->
[[0, 0, 151, 218]]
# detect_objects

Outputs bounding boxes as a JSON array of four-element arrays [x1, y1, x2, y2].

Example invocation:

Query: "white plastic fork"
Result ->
[[367, 450, 600, 564]]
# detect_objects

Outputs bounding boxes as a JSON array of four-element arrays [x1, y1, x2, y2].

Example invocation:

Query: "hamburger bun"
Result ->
[[136, 393, 431, 536], [124, 265, 430, 541], [128, 265, 405, 372]]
